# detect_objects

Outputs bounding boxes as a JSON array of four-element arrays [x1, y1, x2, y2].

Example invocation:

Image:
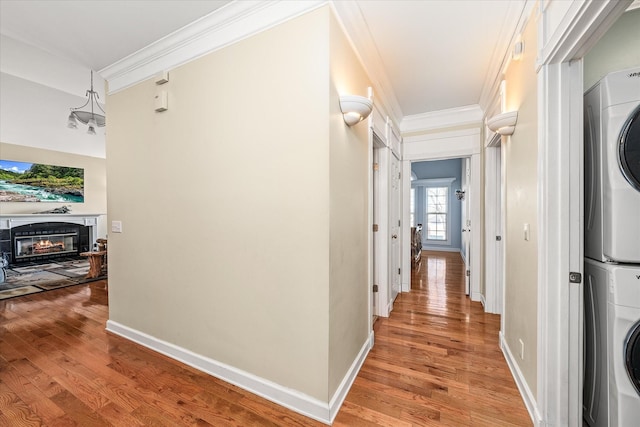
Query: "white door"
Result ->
[[461, 158, 471, 295], [389, 152, 401, 306], [371, 144, 379, 321], [495, 147, 504, 314]]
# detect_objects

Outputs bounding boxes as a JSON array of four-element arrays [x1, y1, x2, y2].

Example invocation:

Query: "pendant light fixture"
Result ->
[[67, 70, 105, 135]]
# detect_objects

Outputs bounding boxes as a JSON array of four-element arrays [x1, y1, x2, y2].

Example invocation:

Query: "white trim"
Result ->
[[411, 177, 456, 187], [106, 320, 372, 425], [479, 293, 486, 308], [500, 332, 542, 426], [538, 0, 631, 67], [100, 0, 326, 93], [330, 1, 403, 124], [328, 331, 374, 424], [401, 161, 412, 294], [403, 128, 481, 161], [0, 213, 103, 248], [536, 2, 631, 425], [401, 105, 484, 134]]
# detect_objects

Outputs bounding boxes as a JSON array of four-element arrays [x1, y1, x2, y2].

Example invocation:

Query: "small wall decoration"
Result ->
[[0, 159, 84, 203]]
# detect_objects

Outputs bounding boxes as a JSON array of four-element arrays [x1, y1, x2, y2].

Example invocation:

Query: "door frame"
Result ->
[[484, 141, 504, 314], [536, 1, 630, 425], [402, 128, 482, 301]]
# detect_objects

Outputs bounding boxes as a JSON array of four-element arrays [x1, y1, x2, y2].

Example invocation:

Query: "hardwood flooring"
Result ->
[[0, 251, 531, 426]]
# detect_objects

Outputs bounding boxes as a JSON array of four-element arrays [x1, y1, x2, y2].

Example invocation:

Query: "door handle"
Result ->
[[391, 234, 398, 239]]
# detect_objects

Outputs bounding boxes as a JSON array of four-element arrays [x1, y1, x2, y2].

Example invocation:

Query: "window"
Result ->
[[426, 186, 448, 241]]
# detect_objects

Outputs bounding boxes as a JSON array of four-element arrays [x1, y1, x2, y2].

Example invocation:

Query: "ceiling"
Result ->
[[0, 0, 530, 120]]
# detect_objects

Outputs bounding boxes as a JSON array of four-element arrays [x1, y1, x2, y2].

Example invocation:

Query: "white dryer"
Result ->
[[584, 67, 640, 263], [584, 258, 640, 427]]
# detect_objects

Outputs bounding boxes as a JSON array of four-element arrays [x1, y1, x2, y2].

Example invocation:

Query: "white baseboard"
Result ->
[[479, 293, 486, 308], [499, 331, 543, 426], [401, 281, 410, 292], [106, 320, 371, 425], [328, 331, 374, 423]]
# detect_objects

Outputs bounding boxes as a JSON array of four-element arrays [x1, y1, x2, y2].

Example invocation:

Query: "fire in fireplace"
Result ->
[[33, 236, 68, 254], [16, 232, 77, 259]]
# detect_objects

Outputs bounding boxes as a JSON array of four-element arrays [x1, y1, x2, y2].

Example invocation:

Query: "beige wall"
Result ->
[[107, 6, 370, 404], [503, 11, 538, 395], [584, 8, 640, 91], [0, 142, 107, 236], [328, 12, 371, 396]]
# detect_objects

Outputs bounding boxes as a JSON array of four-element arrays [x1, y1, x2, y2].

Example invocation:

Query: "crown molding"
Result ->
[[538, 0, 632, 66], [100, 0, 326, 94], [478, 0, 536, 115], [400, 104, 484, 134], [329, 0, 404, 126]]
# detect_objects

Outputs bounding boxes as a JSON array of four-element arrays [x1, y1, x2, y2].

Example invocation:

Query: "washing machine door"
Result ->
[[619, 104, 640, 192], [626, 319, 640, 396]]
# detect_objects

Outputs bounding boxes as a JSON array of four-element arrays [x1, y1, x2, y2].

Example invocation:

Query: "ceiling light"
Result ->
[[67, 70, 105, 135], [340, 95, 373, 126]]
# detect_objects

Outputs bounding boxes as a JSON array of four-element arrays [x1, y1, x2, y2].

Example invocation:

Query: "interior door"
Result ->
[[389, 152, 401, 306], [461, 158, 471, 295]]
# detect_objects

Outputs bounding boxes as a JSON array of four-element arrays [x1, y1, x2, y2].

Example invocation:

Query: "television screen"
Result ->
[[0, 159, 84, 203]]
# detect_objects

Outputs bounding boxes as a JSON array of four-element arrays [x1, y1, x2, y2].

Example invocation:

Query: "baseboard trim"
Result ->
[[500, 331, 543, 426], [479, 293, 486, 308], [106, 320, 371, 425], [328, 331, 374, 423]]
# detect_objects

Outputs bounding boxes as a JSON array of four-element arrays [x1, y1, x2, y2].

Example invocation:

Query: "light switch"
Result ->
[[524, 223, 530, 241], [111, 220, 123, 233]]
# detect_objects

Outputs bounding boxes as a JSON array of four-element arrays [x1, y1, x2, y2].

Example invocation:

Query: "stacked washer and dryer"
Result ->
[[583, 67, 640, 427]]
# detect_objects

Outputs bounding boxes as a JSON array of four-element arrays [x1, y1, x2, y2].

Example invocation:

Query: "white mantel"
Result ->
[[0, 213, 104, 245]]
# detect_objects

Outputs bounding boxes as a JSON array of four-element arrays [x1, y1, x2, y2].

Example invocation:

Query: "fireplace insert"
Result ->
[[8, 222, 91, 265]]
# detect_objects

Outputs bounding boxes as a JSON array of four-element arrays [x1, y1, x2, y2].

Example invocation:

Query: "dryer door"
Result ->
[[626, 319, 640, 396], [619, 104, 640, 192]]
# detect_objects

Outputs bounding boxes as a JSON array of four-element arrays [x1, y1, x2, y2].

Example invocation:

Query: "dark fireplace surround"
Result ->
[[0, 214, 100, 267], [5, 222, 90, 265]]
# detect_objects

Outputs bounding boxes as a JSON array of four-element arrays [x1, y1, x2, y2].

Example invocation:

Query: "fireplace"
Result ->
[[9, 222, 90, 264], [0, 214, 101, 266]]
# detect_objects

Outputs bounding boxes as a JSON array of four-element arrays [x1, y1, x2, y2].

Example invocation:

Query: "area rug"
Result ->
[[0, 258, 106, 300]]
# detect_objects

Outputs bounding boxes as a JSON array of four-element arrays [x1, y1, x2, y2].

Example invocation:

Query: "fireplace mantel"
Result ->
[[0, 213, 104, 230], [0, 214, 104, 255]]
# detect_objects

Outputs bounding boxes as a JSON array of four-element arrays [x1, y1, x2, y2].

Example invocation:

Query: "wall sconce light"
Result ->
[[487, 111, 518, 136], [339, 95, 373, 126], [455, 189, 465, 201]]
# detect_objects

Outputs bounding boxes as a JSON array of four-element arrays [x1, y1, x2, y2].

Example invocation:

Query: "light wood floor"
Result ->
[[0, 251, 531, 426]]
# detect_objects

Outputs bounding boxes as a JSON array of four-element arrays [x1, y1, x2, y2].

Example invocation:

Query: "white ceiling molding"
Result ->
[[330, 0, 403, 126], [403, 128, 481, 161], [478, 0, 536, 114], [400, 104, 484, 134], [100, 0, 326, 94], [537, 0, 632, 67]]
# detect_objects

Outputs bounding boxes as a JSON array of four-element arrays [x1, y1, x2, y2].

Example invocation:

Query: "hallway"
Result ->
[[0, 251, 531, 425], [336, 251, 532, 425]]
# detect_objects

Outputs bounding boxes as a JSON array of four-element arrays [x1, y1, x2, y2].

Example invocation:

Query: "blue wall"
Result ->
[[411, 159, 463, 251]]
